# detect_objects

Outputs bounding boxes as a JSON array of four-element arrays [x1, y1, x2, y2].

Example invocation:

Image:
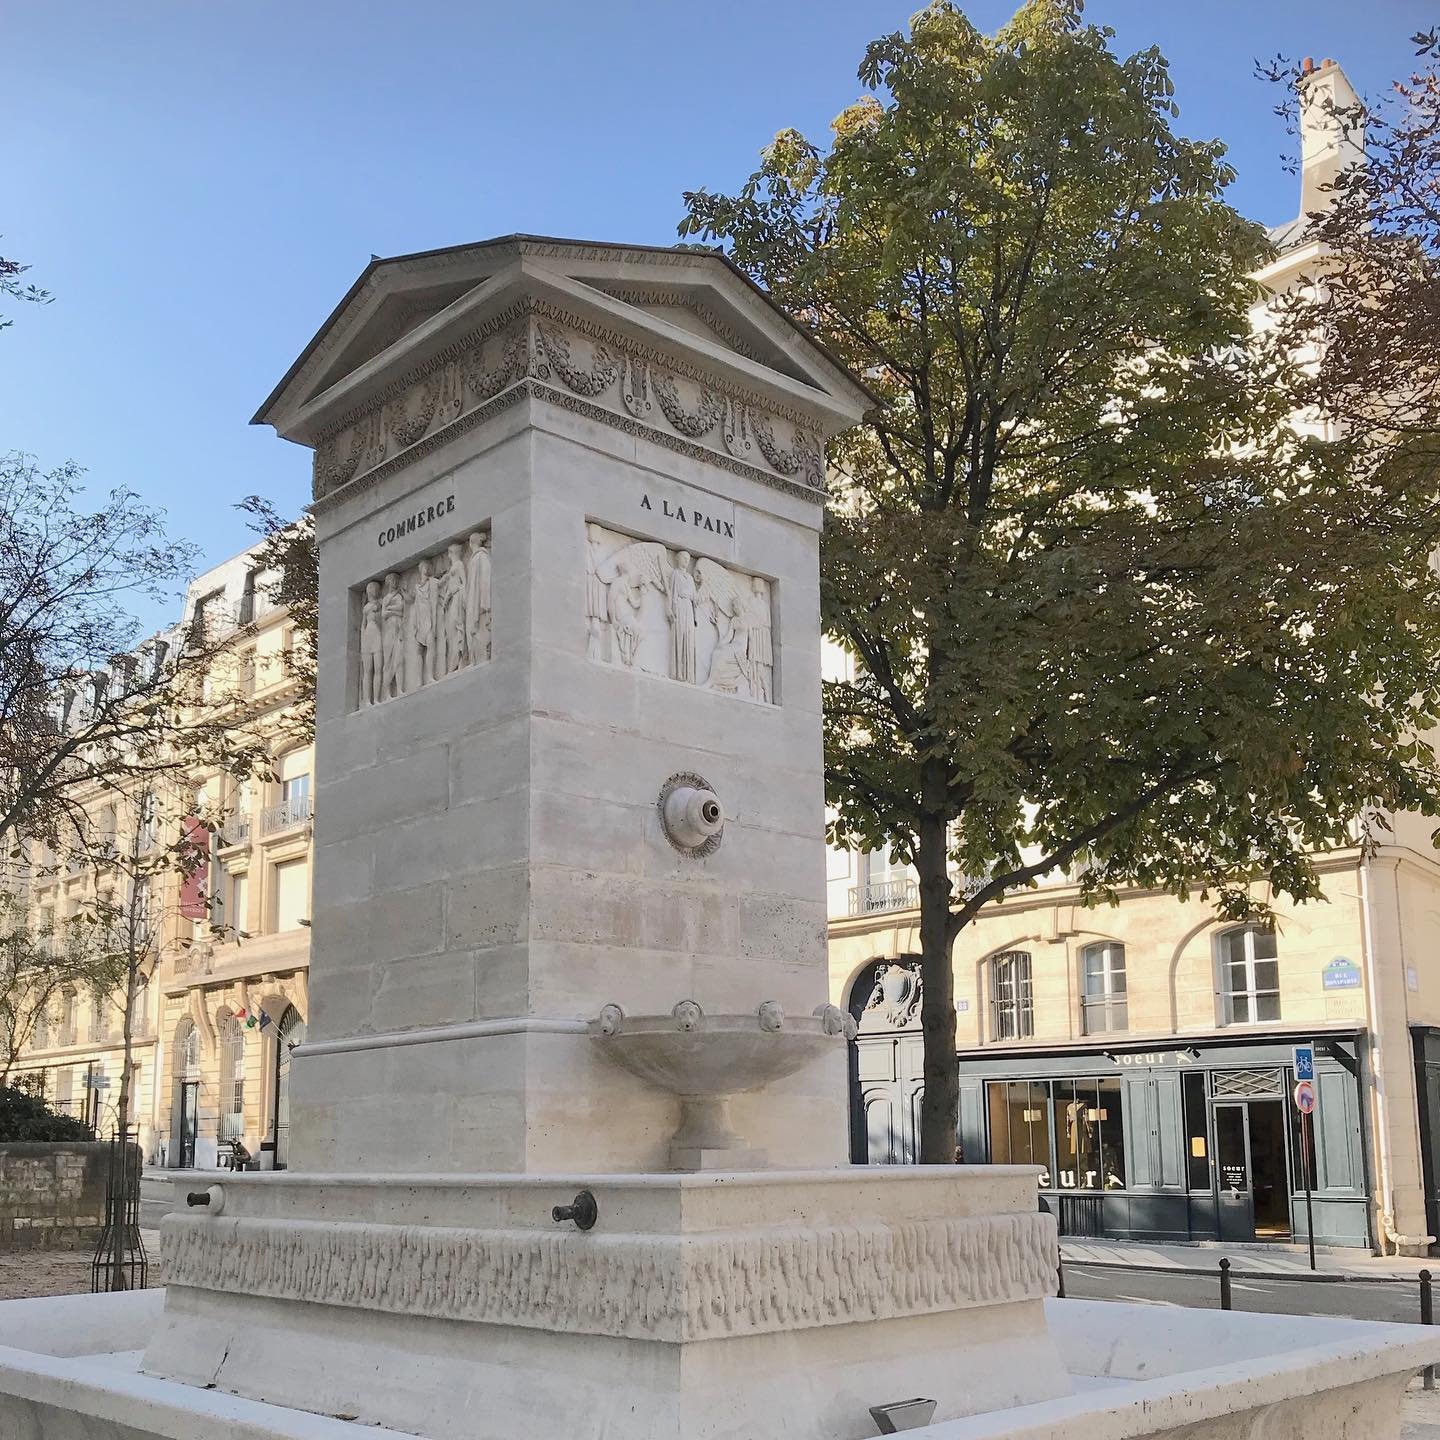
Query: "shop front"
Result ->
[[953, 1033, 1372, 1248], [852, 1018, 1373, 1248]]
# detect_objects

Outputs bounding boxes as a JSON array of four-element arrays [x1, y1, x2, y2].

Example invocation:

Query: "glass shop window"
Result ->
[[1052, 1078, 1126, 1191], [986, 1081, 1052, 1179], [1184, 1070, 1211, 1191]]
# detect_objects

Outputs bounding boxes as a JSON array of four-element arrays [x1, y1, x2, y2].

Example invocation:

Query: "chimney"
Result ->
[[1297, 57, 1364, 219]]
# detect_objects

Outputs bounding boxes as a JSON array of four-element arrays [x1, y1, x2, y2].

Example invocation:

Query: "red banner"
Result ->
[[178, 816, 210, 920]]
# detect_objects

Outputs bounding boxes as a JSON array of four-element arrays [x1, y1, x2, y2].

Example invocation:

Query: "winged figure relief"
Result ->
[[595, 540, 671, 669]]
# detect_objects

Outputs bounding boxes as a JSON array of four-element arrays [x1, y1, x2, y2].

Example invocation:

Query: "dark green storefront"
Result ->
[[853, 1029, 1373, 1248]]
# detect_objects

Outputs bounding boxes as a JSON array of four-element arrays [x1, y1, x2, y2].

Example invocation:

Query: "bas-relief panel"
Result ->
[[356, 530, 491, 708], [585, 523, 774, 704]]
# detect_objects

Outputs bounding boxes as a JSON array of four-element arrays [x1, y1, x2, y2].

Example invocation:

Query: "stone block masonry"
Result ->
[[0, 1143, 136, 1251]]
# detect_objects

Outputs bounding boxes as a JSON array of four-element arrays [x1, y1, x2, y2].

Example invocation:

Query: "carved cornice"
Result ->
[[307, 300, 828, 508], [164, 1209, 1056, 1343]]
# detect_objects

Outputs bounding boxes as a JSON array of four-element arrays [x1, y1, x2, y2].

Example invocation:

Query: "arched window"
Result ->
[[989, 951, 1033, 1041], [173, 1020, 201, 1082], [1080, 943, 1127, 1035], [1219, 926, 1280, 1024], [217, 1009, 245, 1141]]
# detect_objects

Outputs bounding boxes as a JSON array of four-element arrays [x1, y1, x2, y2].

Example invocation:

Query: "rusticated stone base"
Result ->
[[141, 1165, 1069, 1440]]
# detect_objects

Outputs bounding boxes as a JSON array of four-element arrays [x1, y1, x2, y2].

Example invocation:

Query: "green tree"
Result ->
[[681, 1, 1440, 1160], [0, 1083, 93, 1142]]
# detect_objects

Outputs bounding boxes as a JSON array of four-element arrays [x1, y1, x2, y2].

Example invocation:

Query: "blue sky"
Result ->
[[3, 0, 1432, 620]]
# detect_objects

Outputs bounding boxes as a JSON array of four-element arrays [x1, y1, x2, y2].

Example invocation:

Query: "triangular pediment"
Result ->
[[254, 235, 873, 440]]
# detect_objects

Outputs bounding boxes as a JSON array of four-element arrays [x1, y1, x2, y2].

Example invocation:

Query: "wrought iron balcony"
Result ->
[[847, 878, 918, 917], [260, 795, 312, 836], [219, 814, 253, 848]]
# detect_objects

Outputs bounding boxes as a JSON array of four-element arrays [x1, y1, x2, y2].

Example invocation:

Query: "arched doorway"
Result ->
[[172, 1020, 201, 1168], [271, 1005, 305, 1170], [847, 957, 924, 1165]]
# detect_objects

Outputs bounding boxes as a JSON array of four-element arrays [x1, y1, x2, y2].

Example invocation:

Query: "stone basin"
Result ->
[[588, 1002, 854, 1169]]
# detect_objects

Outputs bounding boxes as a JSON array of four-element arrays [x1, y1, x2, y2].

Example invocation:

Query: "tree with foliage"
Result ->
[[0, 242, 49, 332], [235, 495, 317, 744], [0, 890, 114, 1086], [1257, 34, 1440, 515], [681, 1, 1440, 1160], [0, 453, 268, 853], [0, 1083, 94, 1142]]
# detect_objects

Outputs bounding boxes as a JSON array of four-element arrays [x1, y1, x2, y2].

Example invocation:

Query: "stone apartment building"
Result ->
[[12, 544, 314, 1172], [827, 60, 1440, 1256]]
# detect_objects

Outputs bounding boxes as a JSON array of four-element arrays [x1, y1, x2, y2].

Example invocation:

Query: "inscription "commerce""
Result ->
[[379, 495, 456, 547]]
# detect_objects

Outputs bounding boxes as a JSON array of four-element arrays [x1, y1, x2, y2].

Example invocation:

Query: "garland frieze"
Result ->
[[310, 300, 829, 503]]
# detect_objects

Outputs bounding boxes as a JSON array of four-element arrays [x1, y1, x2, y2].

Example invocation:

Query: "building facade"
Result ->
[[828, 60, 1440, 1255], [12, 544, 314, 1171]]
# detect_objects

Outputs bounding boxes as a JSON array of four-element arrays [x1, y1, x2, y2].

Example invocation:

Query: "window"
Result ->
[[138, 793, 158, 852], [58, 988, 77, 1047], [217, 1010, 245, 1141], [32, 1006, 51, 1050], [281, 772, 310, 821], [1052, 1077, 1126, 1190], [89, 988, 111, 1042], [1220, 926, 1280, 1024], [272, 858, 308, 932], [1080, 943, 1127, 1034], [989, 951, 1033, 1041], [987, 1081, 1052, 1177], [225, 870, 249, 935], [133, 974, 150, 1034], [1184, 1071, 1211, 1191], [174, 1022, 201, 1082], [238, 650, 257, 697], [239, 569, 259, 626]]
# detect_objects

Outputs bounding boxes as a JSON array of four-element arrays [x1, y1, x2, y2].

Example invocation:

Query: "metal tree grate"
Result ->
[[91, 1127, 148, 1293]]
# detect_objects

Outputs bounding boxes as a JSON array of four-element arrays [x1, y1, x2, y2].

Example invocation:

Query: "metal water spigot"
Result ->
[[551, 1189, 598, 1231]]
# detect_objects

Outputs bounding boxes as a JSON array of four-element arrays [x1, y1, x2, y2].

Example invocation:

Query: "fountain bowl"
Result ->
[[589, 1001, 854, 1170]]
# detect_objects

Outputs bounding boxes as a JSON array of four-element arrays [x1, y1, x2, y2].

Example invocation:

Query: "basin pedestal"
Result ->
[[143, 1166, 1068, 1440]]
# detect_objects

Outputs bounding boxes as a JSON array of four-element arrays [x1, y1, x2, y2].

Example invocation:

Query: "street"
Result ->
[[1065, 1261, 1432, 1326]]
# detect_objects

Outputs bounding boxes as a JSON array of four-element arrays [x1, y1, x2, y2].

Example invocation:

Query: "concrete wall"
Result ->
[[0, 1143, 138, 1251]]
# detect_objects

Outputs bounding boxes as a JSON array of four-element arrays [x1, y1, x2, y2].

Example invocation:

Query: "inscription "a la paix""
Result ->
[[640, 493, 734, 540]]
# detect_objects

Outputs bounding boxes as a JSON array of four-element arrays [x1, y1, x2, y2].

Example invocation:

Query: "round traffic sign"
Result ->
[[1294, 1080, 1317, 1114]]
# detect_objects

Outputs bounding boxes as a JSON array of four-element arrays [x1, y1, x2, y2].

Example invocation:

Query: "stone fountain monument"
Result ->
[[0, 235, 1435, 1440], [138, 235, 1071, 1437]]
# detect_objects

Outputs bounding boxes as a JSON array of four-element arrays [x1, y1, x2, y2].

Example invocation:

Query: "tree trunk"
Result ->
[[916, 796, 958, 1163]]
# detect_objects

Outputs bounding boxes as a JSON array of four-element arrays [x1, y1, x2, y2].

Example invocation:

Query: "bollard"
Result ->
[[1056, 1258, 1066, 1299], [1422, 1270, 1434, 1391], [1219, 1257, 1232, 1312]]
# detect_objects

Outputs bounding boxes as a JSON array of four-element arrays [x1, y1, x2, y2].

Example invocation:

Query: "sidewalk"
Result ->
[[1061, 1235, 1438, 1283]]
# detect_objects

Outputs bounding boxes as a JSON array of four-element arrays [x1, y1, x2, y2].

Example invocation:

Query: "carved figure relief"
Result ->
[[587, 524, 775, 704], [357, 530, 491, 709], [861, 962, 923, 1030]]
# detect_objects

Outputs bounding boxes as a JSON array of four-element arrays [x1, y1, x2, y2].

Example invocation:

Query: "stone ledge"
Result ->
[[164, 1208, 1057, 1342]]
